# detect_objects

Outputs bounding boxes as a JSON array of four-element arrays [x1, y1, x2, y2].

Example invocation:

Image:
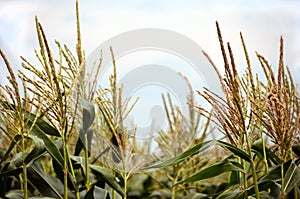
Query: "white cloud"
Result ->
[[1, 0, 300, 85]]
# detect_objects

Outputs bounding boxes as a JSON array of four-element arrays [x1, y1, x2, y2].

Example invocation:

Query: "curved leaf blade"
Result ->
[[27, 113, 60, 137], [216, 140, 251, 162], [27, 162, 64, 199], [144, 140, 213, 170], [90, 165, 125, 197], [84, 186, 108, 199], [0, 134, 22, 164], [283, 161, 300, 194], [5, 190, 24, 199], [29, 123, 64, 168], [175, 159, 244, 186], [24, 135, 46, 165], [252, 140, 281, 165], [0, 168, 23, 178]]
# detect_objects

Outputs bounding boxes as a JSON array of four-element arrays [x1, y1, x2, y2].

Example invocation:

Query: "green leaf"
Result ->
[[27, 112, 60, 136], [245, 180, 276, 196], [0, 165, 22, 198], [149, 189, 172, 198], [143, 140, 250, 170], [229, 170, 239, 186], [80, 97, 95, 132], [5, 190, 24, 199], [252, 140, 281, 165], [28, 128, 80, 194], [29, 122, 64, 168], [84, 186, 108, 199], [259, 160, 294, 183], [292, 144, 300, 157], [90, 165, 125, 197], [283, 161, 300, 193], [215, 186, 243, 199], [144, 140, 213, 170], [74, 129, 85, 156], [75, 98, 95, 156], [216, 140, 251, 162], [0, 168, 23, 178], [0, 134, 22, 164], [183, 192, 207, 199], [8, 152, 23, 168], [50, 139, 79, 192], [174, 159, 244, 186], [24, 135, 45, 165], [27, 162, 65, 199], [74, 128, 93, 156]]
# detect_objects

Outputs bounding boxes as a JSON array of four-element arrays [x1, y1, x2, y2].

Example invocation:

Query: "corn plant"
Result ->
[[146, 22, 300, 199], [0, 1, 123, 198], [1, 1, 300, 199]]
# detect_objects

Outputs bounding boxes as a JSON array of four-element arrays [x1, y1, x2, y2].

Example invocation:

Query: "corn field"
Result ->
[[0, 1, 300, 199]]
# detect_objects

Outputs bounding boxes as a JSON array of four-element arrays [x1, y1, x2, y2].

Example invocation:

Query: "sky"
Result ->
[[1, 0, 300, 144], [1, 0, 300, 71]]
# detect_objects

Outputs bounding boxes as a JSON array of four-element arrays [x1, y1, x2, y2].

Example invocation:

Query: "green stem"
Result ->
[[290, 149, 298, 199], [245, 135, 260, 199], [112, 170, 116, 199], [172, 189, 176, 199], [242, 159, 248, 198], [63, 138, 68, 199], [66, 147, 80, 199], [123, 174, 128, 199], [250, 159, 260, 198], [122, 168, 127, 199], [84, 133, 91, 192], [294, 187, 299, 199], [281, 163, 285, 199], [23, 163, 28, 199], [260, 132, 268, 173], [261, 132, 271, 196], [171, 165, 177, 199], [22, 136, 28, 199], [112, 190, 116, 199], [172, 183, 176, 199]]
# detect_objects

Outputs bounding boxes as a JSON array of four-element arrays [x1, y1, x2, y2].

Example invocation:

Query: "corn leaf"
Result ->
[[24, 135, 46, 165], [174, 159, 244, 186], [0, 134, 22, 164], [84, 186, 108, 199], [144, 140, 213, 170], [27, 162, 65, 199], [28, 122, 64, 168], [283, 160, 300, 194], [90, 165, 125, 197], [215, 140, 251, 162]]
